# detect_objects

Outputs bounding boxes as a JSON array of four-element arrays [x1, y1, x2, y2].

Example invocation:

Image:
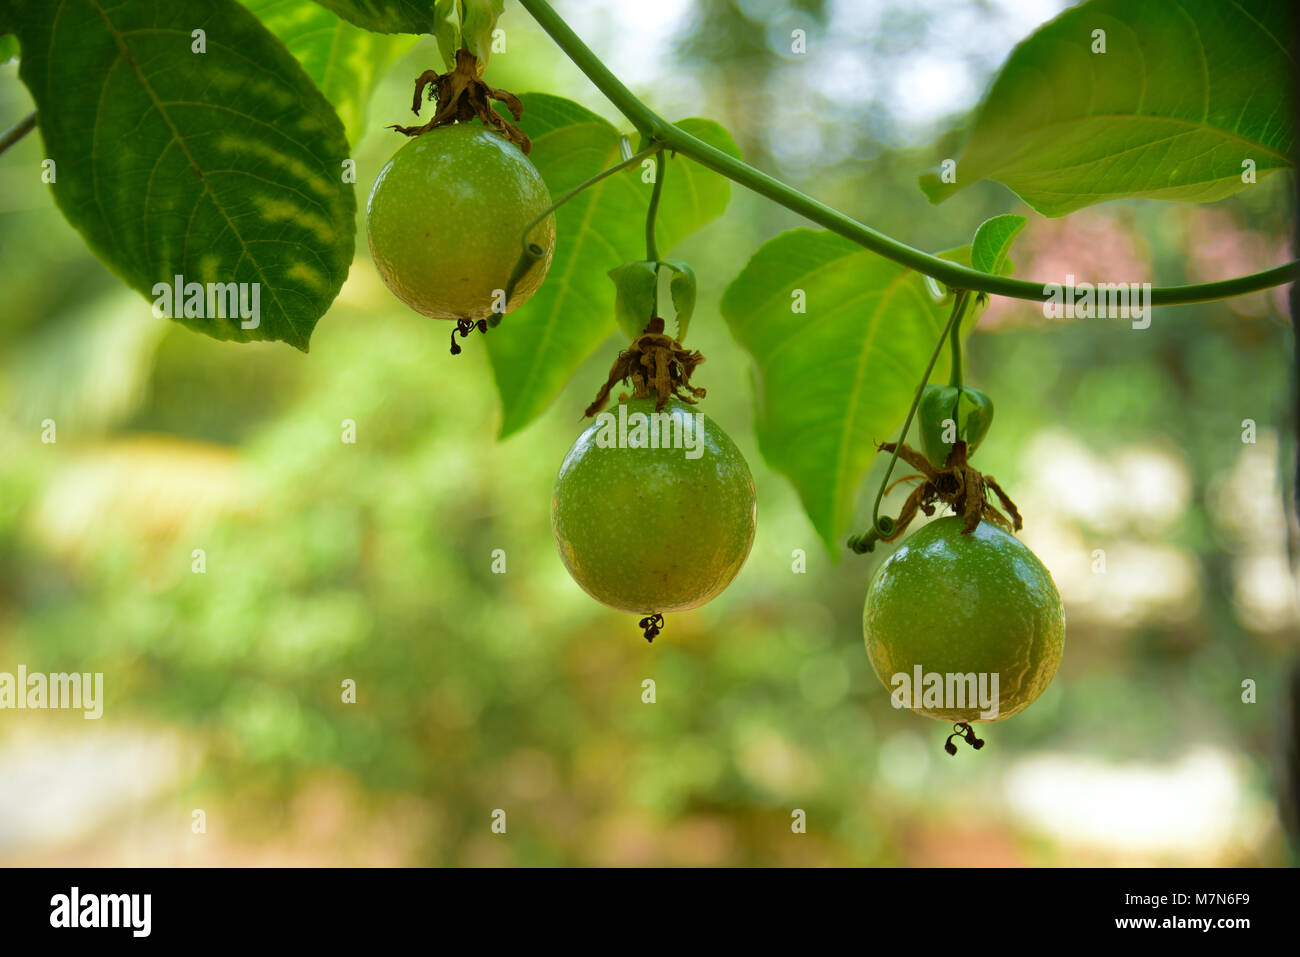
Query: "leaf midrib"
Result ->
[[983, 111, 1292, 167], [85, 0, 305, 347]]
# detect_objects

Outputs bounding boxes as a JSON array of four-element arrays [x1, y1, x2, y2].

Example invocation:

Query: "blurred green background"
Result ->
[[0, 0, 1296, 866]]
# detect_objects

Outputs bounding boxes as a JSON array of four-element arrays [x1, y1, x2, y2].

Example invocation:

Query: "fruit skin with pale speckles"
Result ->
[[367, 123, 555, 319], [551, 397, 757, 615], [863, 516, 1064, 723]]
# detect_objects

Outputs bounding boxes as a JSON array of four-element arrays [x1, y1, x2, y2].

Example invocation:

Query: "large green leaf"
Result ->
[[0, 35, 17, 62], [485, 95, 739, 437], [921, 0, 1294, 216], [722, 232, 986, 554], [309, 0, 436, 33], [243, 0, 417, 145], [7, 0, 355, 350]]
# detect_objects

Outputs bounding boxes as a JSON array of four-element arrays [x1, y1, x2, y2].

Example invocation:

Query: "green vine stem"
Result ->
[[516, 0, 1297, 306], [848, 291, 971, 554]]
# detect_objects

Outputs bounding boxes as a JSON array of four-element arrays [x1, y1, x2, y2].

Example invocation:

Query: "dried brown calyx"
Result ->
[[584, 318, 706, 417], [390, 48, 530, 154], [875, 439, 1022, 541]]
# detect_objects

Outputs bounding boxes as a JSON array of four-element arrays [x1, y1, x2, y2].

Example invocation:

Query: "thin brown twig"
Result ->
[[0, 111, 37, 157]]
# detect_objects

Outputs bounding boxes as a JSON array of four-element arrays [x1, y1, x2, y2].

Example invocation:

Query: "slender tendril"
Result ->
[[848, 291, 971, 553], [0, 111, 36, 157], [504, 144, 659, 307], [518, 143, 658, 251], [515, 0, 1297, 306]]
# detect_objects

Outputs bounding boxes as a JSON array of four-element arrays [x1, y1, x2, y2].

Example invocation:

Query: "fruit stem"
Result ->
[[948, 307, 964, 390], [851, 291, 969, 553], [645, 148, 666, 312], [514, 0, 1298, 306], [645, 148, 665, 263]]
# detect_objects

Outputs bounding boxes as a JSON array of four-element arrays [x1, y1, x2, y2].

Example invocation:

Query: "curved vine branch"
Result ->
[[516, 0, 1297, 306]]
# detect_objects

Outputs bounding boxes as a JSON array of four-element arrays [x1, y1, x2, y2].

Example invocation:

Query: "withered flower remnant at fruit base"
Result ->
[[584, 317, 706, 417], [391, 49, 531, 154], [871, 440, 1021, 543]]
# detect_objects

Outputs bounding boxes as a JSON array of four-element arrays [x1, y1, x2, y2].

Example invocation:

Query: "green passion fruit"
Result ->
[[367, 123, 555, 320], [551, 397, 757, 616], [863, 516, 1064, 723]]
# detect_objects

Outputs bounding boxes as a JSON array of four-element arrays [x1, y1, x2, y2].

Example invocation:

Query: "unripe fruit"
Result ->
[[552, 397, 756, 615], [864, 516, 1064, 722], [367, 123, 555, 319]]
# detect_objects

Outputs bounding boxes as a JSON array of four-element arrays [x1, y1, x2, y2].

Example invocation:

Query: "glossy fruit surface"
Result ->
[[917, 384, 994, 465], [552, 397, 756, 614], [367, 123, 555, 319], [863, 516, 1064, 722]]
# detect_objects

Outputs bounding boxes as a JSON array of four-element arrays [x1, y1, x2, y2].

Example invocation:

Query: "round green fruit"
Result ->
[[366, 123, 555, 319], [917, 384, 994, 466], [863, 516, 1064, 723], [551, 397, 757, 615]]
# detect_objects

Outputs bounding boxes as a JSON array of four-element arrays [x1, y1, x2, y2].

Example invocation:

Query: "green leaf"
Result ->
[[433, 0, 459, 71], [920, 0, 1294, 216], [309, 0, 437, 34], [608, 259, 697, 342], [662, 259, 696, 341], [721, 231, 982, 554], [654, 119, 738, 252], [8, 0, 355, 350], [242, 0, 417, 145], [970, 214, 1026, 278], [0, 35, 17, 62], [460, 0, 503, 68], [608, 261, 659, 340], [485, 95, 739, 437]]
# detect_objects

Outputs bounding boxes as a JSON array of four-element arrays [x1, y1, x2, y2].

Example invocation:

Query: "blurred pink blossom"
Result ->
[[979, 210, 1152, 329], [1184, 207, 1291, 318]]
